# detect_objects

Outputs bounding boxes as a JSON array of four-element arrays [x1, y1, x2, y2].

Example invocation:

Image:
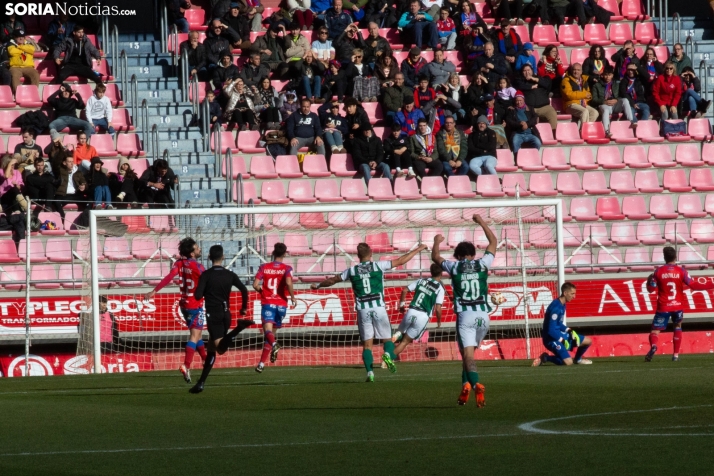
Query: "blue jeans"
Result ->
[[633, 103, 650, 122], [49, 116, 94, 137], [441, 159, 469, 177], [469, 155, 498, 175], [404, 21, 439, 49], [94, 185, 111, 206], [174, 18, 189, 34], [359, 162, 392, 184], [92, 118, 115, 135], [512, 131, 542, 154], [682, 89, 703, 112], [302, 75, 321, 99], [324, 130, 343, 149]]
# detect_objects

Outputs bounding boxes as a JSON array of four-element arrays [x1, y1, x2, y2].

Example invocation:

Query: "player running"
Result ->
[[391, 263, 445, 358], [533, 282, 592, 367], [311, 242, 427, 382], [644, 246, 714, 362], [145, 237, 206, 384], [253, 243, 297, 373], [432, 214, 495, 407]]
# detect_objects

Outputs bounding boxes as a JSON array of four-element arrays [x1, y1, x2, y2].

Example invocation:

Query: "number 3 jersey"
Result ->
[[154, 258, 206, 310], [407, 278, 446, 318], [647, 264, 702, 313], [255, 261, 293, 307], [341, 261, 393, 310], [441, 252, 495, 313]]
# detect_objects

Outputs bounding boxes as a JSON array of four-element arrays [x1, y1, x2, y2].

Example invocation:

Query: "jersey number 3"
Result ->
[[666, 282, 677, 301]]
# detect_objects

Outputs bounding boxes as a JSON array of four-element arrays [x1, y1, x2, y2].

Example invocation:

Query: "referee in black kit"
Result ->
[[190, 244, 253, 394]]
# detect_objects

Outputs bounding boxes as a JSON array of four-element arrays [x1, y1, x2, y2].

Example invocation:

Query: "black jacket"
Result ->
[[213, 63, 241, 87], [473, 53, 508, 81], [194, 265, 248, 313], [611, 48, 641, 80], [464, 81, 495, 114], [504, 106, 541, 139], [346, 107, 371, 135], [204, 31, 238, 65], [383, 133, 412, 161], [25, 170, 55, 190], [48, 90, 85, 118], [512, 75, 552, 109], [222, 12, 251, 43], [239, 63, 271, 88], [362, 35, 392, 65], [352, 133, 385, 167], [467, 127, 497, 158], [618, 77, 648, 106], [334, 31, 366, 63], [139, 167, 176, 197], [179, 41, 208, 71], [321, 112, 349, 135]]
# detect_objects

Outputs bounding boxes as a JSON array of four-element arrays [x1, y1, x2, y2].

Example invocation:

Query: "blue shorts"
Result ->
[[652, 311, 683, 330], [182, 308, 205, 330], [261, 304, 287, 328], [545, 339, 572, 361]]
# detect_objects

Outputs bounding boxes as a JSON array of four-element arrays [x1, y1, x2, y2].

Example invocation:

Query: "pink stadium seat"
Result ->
[[45, 238, 73, 262], [354, 211, 382, 227], [368, 178, 396, 201], [361, 102, 383, 124], [433, 209, 459, 226], [610, 23, 634, 45], [664, 220, 691, 244], [556, 122, 585, 145], [89, 134, 118, 157], [610, 222, 639, 246], [250, 155, 278, 179], [679, 247, 707, 270], [598, 0, 624, 20], [652, 45, 670, 62], [18, 239, 47, 263], [281, 233, 310, 256], [476, 175, 505, 197], [0, 85, 15, 107], [648, 144, 675, 167], [211, 131, 239, 153], [296, 258, 326, 283], [288, 181, 316, 203], [582, 171, 610, 194], [15, 85, 43, 107], [37, 212, 64, 235], [623, 145, 650, 168], [300, 213, 328, 229], [495, 149, 518, 172], [447, 175, 476, 198], [314, 180, 343, 202], [550, 97, 571, 120], [58, 264, 83, 288], [583, 223, 612, 246], [690, 169, 714, 192], [570, 198, 599, 221], [512, 24, 531, 42], [104, 237, 132, 261], [621, 0, 650, 20], [597, 197, 625, 220], [261, 181, 289, 204], [327, 212, 356, 228], [445, 227, 470, 250], [570, 47, 589, 66], [492, 250, 519, 276], [597, 146, 625, 169], [185, 8, 207, 30], [534, 123, 557, 146], [636, 120, 665, 143], [533, 24, 559, 46], [114, 262, 144, 287], [706, 195, 714, 216], [570, 147, 598, 170], [650, 195, 679, 219], [341, 179, 369, 201], [597, 249, 626, 273], [609, 170, 638, 194], [691, 219, 714, 243], [557, 172, 585, 195], [501, 225, 530, 249], [275, 155, 303, 178], [622, 195, 652, 219], [663, 169, 692, 193], [529, 173, 557, 196], [421, 177, 450, 199], [518, 251, 546, 274], [626, 248, 655, 271], [338, 233, 362, 254], [558, 24, 586, 46], [392, 229, 418, 252], [366, 232, 394, 253], [311, 234, 337, 255], [0, 240, 21, 263], [116, 134, 145, 157], [0, 136, 4, 154], [678, 195, 707, 218], [635, 22, 662, 45], [502, 174, 530, 197], [675, 144, 704, 167], [705, 143, 714, 165], [237, 130, 264, 153], [528, 224, 556, 248], [302, 155, 331, 177], [581, 122, 610, 144], [687, 118, 712, 141], [111, 109, 134, 132], [393, 177, 421, 200], [567, 249, 595, 273], [635, 169, 663, 192], [517, 149, 545, 171], [609, 121, 639, 143], [330, 154, 357, 177], [543, 199, 572, 222], [221, 155, 249, 179], [542, 148, 570, 170], [235, 181, 261, 205], [131, 236, 158, 260], [584, 23, 611, 45], [1, 265, 25, 290]]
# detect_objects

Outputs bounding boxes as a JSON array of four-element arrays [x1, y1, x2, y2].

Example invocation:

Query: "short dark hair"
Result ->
[[440, 6, 450, 12], [602, 65, 614, 75], [344, 97, 359, 108], [73, 24, 84, 32], [430, 263, 443, 277], [453, 241, 476, 260], [22, 129, 35, 138], [417, 118, 428, 125], [357, 243, 372, 259], [33, 157, 43, 165], [209, 244, 224, 261], [99, 295, 108, 303], [663, 246, 677, 263], [273, 242, 287, 258], [561, 282, 576, 294], [94, 83, 106, 94], [178, 237, 197, 259], [301, 97, 312, 106], [418, 75, 429, 82], [154, 158, 169, 171]]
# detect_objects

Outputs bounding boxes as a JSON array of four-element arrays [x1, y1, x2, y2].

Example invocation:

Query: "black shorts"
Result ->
[[205, 309, 231, 341]]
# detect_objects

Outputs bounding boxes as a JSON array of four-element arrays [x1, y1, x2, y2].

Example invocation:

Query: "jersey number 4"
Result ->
[[266, 277, 279, 296], [461, 279, 480, 301]]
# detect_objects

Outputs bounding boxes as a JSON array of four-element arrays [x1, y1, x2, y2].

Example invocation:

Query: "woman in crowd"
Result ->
[[679, 66, 712, 118], [652, 60, 682, 120], [84, 157, 113, 210], [109, 157, 139, 208], [639, 47, 664, 96], [441, 72, 467, 123], [0, 154, 26, 213], [322, 60, 349, 101], [346, 48, 380, 102], [321, 100, 349, 153], [537, 45, 566, 93], [581, 45, 611, 86], [253, 76, 283, 130], [223, 77, 259, 131], [375, 54, 399, 90], [297, 51, 325, 104]]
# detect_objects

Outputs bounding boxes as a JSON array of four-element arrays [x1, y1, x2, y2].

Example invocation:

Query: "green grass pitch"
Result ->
[[1, 355, 713, 475]]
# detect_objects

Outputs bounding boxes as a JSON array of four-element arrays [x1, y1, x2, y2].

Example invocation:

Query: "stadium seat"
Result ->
[[675, 144, 704, 167], [275, 155, 303, 178], [338, 233, 363, 254], [690, 168, 714, 192], [570, 47, 590, 66], [250, 155, 279, 179], [235, 181, 261, 205], [18, 239, 47, 263], [583, 223, 612, 246], [44, 237, 74, 262], [296, 258, 326, 283], [529, 173, 557, 196], [528, 224, 556, 248], [104, 237, 132, 260], [705, 143, 714, 166], [622, 195, 652, 219], [677, 195, 707, 218], [0, 239, 21, 263], [679, 246, 707, 270], [621, 0, 650, 20], [221, 155, 249, 179], [237, 130, 264, 153], [663, 169, 692, 193], [623, 145, 650, 168], [15, 85, 43, 107], [556, 122, 585, 145], [89, 134, 118, 157], [558, 24, 586, 46], [365, 232, 393, 253], [570, 147, 598, 170], [647, 144, 675, 167], [664, 220, 692, 244], [392, 229, 418, 252], [688, 118, 712, 141], [476, 175, 505, 197], [495, 149, 518, 172], [330, 154, 358, 177], [210, 131, 238, 154], [636, 120, 665, 143], [691, 219, 714, 243], [281, 233, 310, 256], [596, 197, 625, 220], [300, 213, 329, 229], [0, 110, 23, 132], [542, 148, 570, 170], [582, 171, 610, 194], [534, 123, 557, 146], [392, 177, 421, 200], [314, 180, 343, 202], [635, 22, 662, 45], [570, 198, 599, 221], [517, 149, 545, 171], [581, 122, 610, 144], [543, 199, 572, 222], [609, 170, 638, 194], [433, 209, 459, 225], [557, 172, 585, 195], [447, 175, 476, 198], [421, 177, 450, 199], [302, 155, 331, 177], [492, 250, 519, 276], [327, 212, 356, 228], [37, 212, 65, 235], [341, 179, 369, 201], [361, 103, 383, 124], [610, 222, 639, 246], [311, 234, 337, 254], [0, 85, 15, 107], [116, 134, 145, 157], [1, 265, 26, 290], [131, 236, 158, 260], [111, 109, 135, 132], [58, 263, 84, 288], [185, 8, 207, 30], [288, 181, 316, 203], [650, 195, 679, 219], [597, 249, 626, 273], [598, 0, 624, 19], [114, 262, 144, 287], [502, 174, 530, 197], [261, 181, 289, 205], [583, 24, 611, 45], [594, 146, 624, 169], [368, 178, 396, 201], [533, 25, 559, 46], [0, 136, 4, 154], [706, 195, 714, 216], [609, 121, 639, 143], [625, 248, 655, 271], [635, 169, 663, 193], [609, 23, 634, 45], [501, 225, 530, 249]]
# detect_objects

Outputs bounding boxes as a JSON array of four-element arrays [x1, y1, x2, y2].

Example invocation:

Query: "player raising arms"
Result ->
[[645, 246, 714, 362], [311, 242, 428, 382], [253, 243, 297, 373], [145, 237, 206, 384], [533, 282, 592, 367], [391, 263, 446, 359], [432, 214, 495, 407]]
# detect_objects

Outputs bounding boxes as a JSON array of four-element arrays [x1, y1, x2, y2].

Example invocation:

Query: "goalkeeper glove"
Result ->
[[569, 330, 581, 347], [562, 337, 571, 351]]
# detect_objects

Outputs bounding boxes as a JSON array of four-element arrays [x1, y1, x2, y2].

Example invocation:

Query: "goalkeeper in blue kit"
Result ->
[[533, 282, 593, 366]]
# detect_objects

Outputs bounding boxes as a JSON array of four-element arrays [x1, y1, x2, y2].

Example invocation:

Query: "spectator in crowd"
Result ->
[[321, 100, 348, 152], [13, 130, 43, 165], [612, 40, 640, 80], [618, 64, 650, 124], [250, 24, 287, 72], [464, 71, 494, 118], [323, 60, 350, 100], [236, 0, 265, 32], [297, 51, 325, 103], [487, 0, 523, 26], [0, 42, 10, 87], [167, 0, 191, 33], [397, 0, 439, 50], [223, 77, 258, 130], [670, 43, 692, 75], [581, 45, 610, 86], [53, 25, 103, 85], [426, 49, 456, 88], [363, 0, 397, 28], [436, 116, 468, 176], [493, 19, 523, 71], [544, 0, 609, 28], [263, 5, 292, 31], [284, 22, 311, 62], [54, 153, 88, 216], [473, 42, 508, 83], [213, 51, 241, 90], [42, 13, 75, 54], [561, 63, 598, 126], [353, 127, 391, 184], [505, 91, 541, 154], [211, 0, 234, 21], [326, 0, 354, 40], [401, 47, 429, 88], [467, 115, 497, 176], [343, 0, 370, 19], [384, 122, 415, 177], [180, 31, 208, 82], [577, 0, 612, 27], [363, 22, 391, 65], [414, 75, 448, 133], [457, 1, 488, 50], [288, 0, 314, 30], [680, 67, 711, 119], [437, 7, 457, 50], [48, 83, 94, 138], [441, 72, 466, 122], [311, 0, 333, 21], [383, 73, 414, 122], [205, 19, 240, 72], [0, 14, 26, 44], [109, 157, 139, 207], [514, 42, 536, 73], [334, 22, 366, 63], [239, 52, 269, 89], [481, 94, 508, 147], [286, 98, 326, 154], [513, 64, 558, 132], [410, 118, 444, 177], [312, 27, 336, 66], [200, 90, 224, 132], [8, 29, 40, 94], [590, 65, 632, 136], [251, 76, 282, 129], [495, 76, 516, 111], [73, 131, 98, 166], [347, 48, 380, 101], [222, 3, 252, 50], [639, 47, 664, 96], [395, 95, 426, 136], [139, 158, 177, 208], [653, 61, 682, 120], [0, 154, 26, 214], [537, 45, 565, 92], [85, 84, 115, 135], [375, 54, 399, 90], [45, 130, 73, 171], [344, 97, 371, 148], [421, 0, 444, 19], [25, 157, 57, 214]]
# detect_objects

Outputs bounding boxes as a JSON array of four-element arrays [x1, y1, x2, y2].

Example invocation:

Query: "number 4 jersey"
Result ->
[[441, 253, 495, 313], [255, 261, 294, 307], [341, 261, 393, 310], [646, 264, 714, 312]]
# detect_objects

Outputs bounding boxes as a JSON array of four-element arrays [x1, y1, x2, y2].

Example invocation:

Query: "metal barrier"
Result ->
[[111, 25, 119, 68], [201, 98, 210, 152], [151, 124, 160, 162], [119, 50, 129, 100], [171, 24, 179, 69], [669, 12, 681, 45], [160, 0, 168, 53], [224, 149, 234, 202], [130, 75, 139, 129], [180, 48, 189, 102], [235, 173, 243, 207], [213, 123, 222, 166], [141, 99, 150, 158], [699, 60, 708, 104], [191, 71, 200, 114], [685, 35, 694, 63]]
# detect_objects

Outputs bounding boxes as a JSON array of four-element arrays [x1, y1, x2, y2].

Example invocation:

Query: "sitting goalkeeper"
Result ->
[[533, 282, 593, 366]]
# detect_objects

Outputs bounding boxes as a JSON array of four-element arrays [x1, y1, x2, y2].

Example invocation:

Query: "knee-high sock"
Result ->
[[574, 344, 590, 361], [467, 371, 479, 386], [362, 349, 373, 372], [196, 340, 207, 361], [545, 355, 564, 365], [198, 352, 216, 384], [259, 331, 276, 364], [184, 341, 197, 367], [649, 332, 659, 348], [383, 340, 396, 359], [673, 329, 683, 355], [462, 369, 468, 385]]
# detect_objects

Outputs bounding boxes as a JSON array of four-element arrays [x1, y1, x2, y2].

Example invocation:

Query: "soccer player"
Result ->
[[644, 246, 714, 362], [189, 245, 252, 394], [391, 263, 445, 358], [533, 282, 593, 367], [311, 242, 428, 382], [145, 237, 206, 383], [253, 242, 297, 373], [431, 214, 495, 407]]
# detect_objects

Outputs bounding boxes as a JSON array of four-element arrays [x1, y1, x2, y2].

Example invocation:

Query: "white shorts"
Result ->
[[397, 309, 430, 341], [456, 311, 490, 350], [357, 307, 392, 341]]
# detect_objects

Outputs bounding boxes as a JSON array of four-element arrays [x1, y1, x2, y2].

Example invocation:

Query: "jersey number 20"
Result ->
[[461, 279, 480, 300]]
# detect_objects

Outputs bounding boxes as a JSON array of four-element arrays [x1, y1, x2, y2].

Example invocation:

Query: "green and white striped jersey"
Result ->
[[441, 253, 495, 313], [341, 261, 393, 310], [407, 278, 446, 318]]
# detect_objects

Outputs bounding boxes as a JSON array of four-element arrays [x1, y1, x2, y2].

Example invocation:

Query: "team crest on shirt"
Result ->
[[357, 263, 373, 275], [462, 261, 479, 273]]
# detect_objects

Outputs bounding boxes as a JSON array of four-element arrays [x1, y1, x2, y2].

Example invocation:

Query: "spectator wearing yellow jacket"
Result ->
[[560, 63, 598, 127], [7, 29, 39, 93]]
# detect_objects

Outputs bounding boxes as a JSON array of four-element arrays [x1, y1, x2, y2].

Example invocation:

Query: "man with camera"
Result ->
[[48, 83, 94, 138]]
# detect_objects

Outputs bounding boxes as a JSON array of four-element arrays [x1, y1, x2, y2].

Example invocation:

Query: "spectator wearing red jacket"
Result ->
[[652, 61, 682, 120]]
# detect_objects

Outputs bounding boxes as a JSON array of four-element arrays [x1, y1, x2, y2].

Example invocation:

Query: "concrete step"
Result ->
[[159, 138, 203, 153], [114, 40, 163, 55], [134, 78, 182, 90], [174, 163, 216, 178], [108, 54, 173, 67], [180, 187, 230, 204], [126, 64, 174, 78], [175, 152, 217, 165]]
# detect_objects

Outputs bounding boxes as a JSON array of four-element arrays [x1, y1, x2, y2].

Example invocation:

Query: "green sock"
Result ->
[[462, 370, 468, 385], [362, 349, 373, 372], [383, 341, 396, 359], [467, 371, 480, 386]]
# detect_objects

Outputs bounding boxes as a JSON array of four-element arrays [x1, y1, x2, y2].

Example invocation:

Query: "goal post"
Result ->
[[85, 199, 565, 374]]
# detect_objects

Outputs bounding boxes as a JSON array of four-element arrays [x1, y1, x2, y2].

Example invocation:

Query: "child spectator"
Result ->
[[436, 8, 457, 51], [495, 76, 516, 109], [85, 84, 115, 135], [515, 43, 536, 72], [321, 101, 348, 153], [279, 90, 299, 118]]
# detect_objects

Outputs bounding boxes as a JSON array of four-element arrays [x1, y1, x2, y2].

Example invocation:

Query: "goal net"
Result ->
[[78, 200, 564, 374]]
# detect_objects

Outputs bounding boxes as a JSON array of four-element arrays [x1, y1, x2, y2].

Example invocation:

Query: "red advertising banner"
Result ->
[[0, 353, 154, 377]]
